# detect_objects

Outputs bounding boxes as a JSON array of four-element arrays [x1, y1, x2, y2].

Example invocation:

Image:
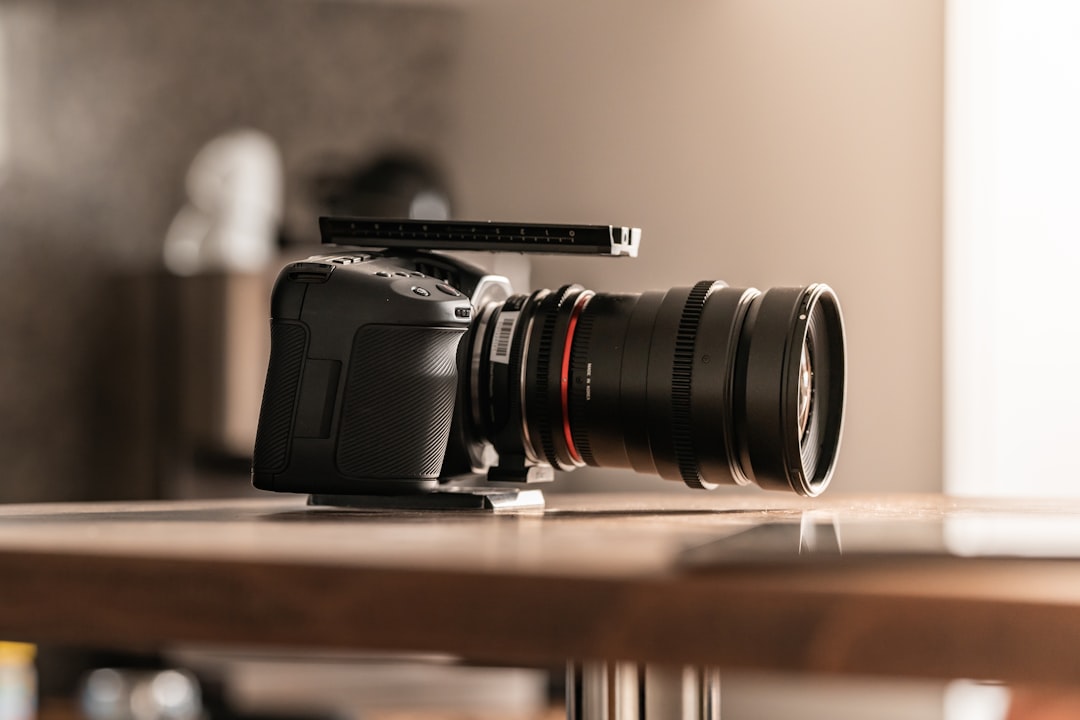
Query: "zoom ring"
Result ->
[[672, 281, 717, 489]]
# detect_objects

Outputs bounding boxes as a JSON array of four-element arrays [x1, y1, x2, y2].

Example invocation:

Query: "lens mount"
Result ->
[[471, 290, 549, 468]]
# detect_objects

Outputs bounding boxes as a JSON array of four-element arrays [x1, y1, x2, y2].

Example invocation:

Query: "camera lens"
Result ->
[[469, 281, 845, 496], [797, 342, 813, 441]]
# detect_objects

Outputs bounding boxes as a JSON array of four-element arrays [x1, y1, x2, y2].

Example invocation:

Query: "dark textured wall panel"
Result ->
[[0, 0, 460, 501]]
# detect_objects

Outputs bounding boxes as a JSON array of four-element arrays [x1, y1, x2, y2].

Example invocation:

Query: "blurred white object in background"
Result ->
[[80, 668, 202, 720], [163, 129, 283, 276]]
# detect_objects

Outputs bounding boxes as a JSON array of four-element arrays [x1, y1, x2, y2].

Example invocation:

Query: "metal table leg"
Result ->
[[567, 662, 720, 720]]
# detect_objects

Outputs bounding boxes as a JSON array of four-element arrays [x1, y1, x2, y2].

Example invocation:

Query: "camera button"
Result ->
[[411, 286, 432, 297], [375, 271, 392, 277], [436, 283, 462, 297], [394, 271, 410, 277]]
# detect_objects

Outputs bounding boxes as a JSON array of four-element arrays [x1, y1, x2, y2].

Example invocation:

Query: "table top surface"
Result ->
[[3, 491, 1080, 686]]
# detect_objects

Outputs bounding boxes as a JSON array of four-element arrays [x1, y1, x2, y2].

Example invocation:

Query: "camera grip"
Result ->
[[252, 320, 309, 476], [336, 325, 463, 480]]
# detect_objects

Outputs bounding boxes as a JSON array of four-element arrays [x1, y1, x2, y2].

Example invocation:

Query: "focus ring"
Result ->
[[568, 308, 598, 465], [672, 281, 718, 489]]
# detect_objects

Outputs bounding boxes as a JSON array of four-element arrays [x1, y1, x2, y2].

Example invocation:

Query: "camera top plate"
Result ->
[[319, 217, 640, 257]]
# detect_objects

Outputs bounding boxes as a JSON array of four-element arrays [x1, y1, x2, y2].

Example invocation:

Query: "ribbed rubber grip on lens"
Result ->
[[253, 321, 309, 476], [568, 308, 599, 466], [672, 281, 716, 489]]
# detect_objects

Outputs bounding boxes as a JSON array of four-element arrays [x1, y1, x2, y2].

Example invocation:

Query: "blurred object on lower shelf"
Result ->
[[164, 272, 273, 465], [79, 669, 200, 720], [156, 270, 278, 498], [170, 650, 548, 720], [0, 643, 36, 720], [106, 269, 279, 501]]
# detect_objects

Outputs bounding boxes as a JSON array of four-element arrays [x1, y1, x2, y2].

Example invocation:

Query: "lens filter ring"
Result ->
[[740, 284, 846, 496], [795, 286, 845, 490]]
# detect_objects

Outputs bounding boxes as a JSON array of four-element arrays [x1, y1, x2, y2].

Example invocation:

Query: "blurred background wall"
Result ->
[[0, 0, 460, 502], [0, 0, 943, 500], [447, 0, 944, 495]]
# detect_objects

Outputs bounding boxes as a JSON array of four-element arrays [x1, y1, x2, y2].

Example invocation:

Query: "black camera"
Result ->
[[252, 218, 846, 498]]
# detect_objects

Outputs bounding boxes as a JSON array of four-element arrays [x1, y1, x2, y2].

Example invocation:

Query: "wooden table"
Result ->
[[2, 492, 1080, 702]]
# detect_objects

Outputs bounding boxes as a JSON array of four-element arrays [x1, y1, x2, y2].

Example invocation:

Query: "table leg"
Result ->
[[567, 662, 720, 720]]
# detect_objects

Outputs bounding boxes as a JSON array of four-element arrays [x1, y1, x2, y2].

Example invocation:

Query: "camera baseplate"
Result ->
[[308, 486, 545, 512]]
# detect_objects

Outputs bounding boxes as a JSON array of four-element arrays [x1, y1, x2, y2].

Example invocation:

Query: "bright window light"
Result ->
[[946, 0, 1080, 497]]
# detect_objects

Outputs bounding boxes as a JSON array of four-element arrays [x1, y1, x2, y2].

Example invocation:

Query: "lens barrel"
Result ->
[[470, 281, 845, 496]]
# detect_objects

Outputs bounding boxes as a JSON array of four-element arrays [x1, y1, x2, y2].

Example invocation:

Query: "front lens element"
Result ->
[[798, 340, 814, 442]]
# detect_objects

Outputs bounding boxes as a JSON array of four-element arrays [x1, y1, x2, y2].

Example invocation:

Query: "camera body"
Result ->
[[252, 249, 509, 495], [253, 217, 846, 499]]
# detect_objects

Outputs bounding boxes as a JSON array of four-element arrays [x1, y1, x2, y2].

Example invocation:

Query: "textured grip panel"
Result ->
[[253, 321, 308, 475], [337, 325, 463, 479]]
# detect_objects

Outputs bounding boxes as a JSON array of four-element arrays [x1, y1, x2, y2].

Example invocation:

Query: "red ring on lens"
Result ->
[[560, 292, 593, 466]]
